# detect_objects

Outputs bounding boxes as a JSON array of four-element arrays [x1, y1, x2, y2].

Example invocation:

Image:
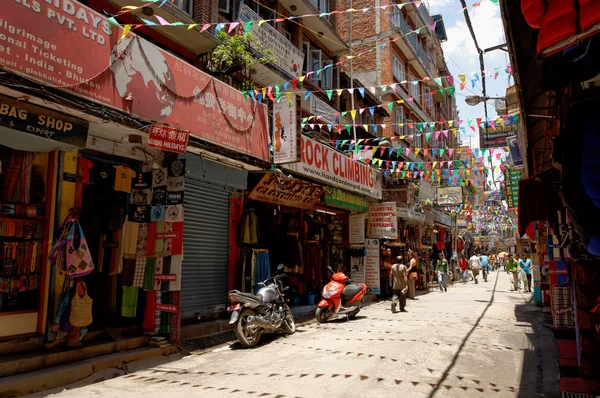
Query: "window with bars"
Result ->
[[393, 55, 405, 82], [424, 86, 433, 110], [394, 107, 404, 136], [411, 82, 421, 103], [173, 0, 193, 15]]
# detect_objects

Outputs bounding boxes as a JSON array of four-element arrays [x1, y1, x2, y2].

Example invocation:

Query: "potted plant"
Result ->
[[208, 30, 276, 76]]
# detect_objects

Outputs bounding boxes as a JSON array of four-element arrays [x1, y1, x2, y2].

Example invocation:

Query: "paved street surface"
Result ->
[[37, 270, 559, 398]]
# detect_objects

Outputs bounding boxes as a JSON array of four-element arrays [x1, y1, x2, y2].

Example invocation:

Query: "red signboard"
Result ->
[[154, 274, 177, 282], [157, 232, 179, 239], [148, 125, 189, 154], [157, 304, 179, 313], [1, 1, 269, 161]]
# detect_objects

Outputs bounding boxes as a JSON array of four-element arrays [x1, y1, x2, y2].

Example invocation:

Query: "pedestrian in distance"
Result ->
[[480, 254, 490, 282], [436, 252, 449, 292], [506, 254, 520, 291], [519, 255, 533, 292], [458, 254, 468, 283], [390, 256, 408, 313], [469, 253, 482, 284], [407, 250, 418, 300]]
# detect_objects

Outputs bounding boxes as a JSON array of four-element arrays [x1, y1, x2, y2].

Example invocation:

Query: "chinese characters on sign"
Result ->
[[273, 99, 298, 164], [367, 203, 398, 240], [148, 125, 190, 154]]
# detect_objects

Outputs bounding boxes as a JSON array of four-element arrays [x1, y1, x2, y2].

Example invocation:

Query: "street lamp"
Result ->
[[464, 95, 506, 106]]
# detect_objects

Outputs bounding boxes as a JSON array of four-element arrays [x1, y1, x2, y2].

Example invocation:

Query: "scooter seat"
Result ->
[[342, 284, 363, 300], [231, 291, 263, 303]]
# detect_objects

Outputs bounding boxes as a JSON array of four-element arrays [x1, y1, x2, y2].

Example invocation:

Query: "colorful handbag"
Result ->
[[69, 282, 93, 327], [66, 222, 94, 278]]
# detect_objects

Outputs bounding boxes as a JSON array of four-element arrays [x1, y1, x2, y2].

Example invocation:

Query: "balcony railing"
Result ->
[[417, 3, 432, 25], [390, 12, 432, 76]]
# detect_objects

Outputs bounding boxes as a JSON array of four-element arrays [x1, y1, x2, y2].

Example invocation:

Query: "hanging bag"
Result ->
[[66, 221, 94, 278], [70, 281, 93, 327]]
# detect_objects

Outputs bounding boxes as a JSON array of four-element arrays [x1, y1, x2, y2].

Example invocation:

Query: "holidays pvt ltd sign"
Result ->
[[284, 135, 382, 199], [1, 0, 269, 161]]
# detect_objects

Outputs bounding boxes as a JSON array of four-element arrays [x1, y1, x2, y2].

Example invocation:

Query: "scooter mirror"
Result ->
[[328, 266, 335, 274], [277, 263, 285, 271]]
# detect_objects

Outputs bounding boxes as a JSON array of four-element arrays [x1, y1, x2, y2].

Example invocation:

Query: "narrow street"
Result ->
[[38, 271, 559, 398]]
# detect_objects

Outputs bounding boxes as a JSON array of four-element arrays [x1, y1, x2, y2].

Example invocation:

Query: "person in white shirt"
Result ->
[[469, 254, 482, 284]]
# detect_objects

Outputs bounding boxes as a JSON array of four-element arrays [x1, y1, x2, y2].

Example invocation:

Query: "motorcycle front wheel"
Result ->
[[315, 306, 332, 323], [281, 304, 296, 334], [235, 308, 262, 348]]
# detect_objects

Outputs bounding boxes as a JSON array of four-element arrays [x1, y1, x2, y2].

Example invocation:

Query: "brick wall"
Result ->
[[193, 0, 218, 24]]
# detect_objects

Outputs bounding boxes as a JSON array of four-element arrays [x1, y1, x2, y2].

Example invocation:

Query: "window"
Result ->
[[392, 55, 405, 82], [218, 0, 229, 13], [391, 11, 402, 28], [424, 86, 433, 110], [411, 82, 421, 103], [394, 107, 404, 136], [303, 41, 332, 89], [311, 0, 330, 15], [173, 0, 193, 15]]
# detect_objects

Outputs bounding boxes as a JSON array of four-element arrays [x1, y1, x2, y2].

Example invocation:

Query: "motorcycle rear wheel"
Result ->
[[281, 304, 296, 334], [235, 308, 262, 348], [315, 306, 332, 323]]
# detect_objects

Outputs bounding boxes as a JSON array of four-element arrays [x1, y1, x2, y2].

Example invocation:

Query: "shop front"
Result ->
[[392, 207, 428, 289], [0, 94, 88, 341]]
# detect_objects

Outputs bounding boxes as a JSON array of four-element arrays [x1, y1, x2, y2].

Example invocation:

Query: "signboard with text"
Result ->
[[284, 135, 382, 199], [436, 186, 464, 206], [0, 94, 88, 147], [1, 1, 269, 160], [148, 125, 189, 154], [507, 135, 524, 169], [324, 187, 368, 212], [367, 202, 398, 239], [273, 98, 299, 164], [505, 167, 522, 209], [349, 214, 366, 245], [238, 5, 304, 78], [365, 239, 381, 295], [247, 172, 324, 209], [479, 119, 518, 148]]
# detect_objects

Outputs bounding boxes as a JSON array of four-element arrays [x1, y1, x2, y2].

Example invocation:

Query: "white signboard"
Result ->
[[284, 135, 383, 199], [367, 202, 398, 239], [273, 100, 298, 164], [436, 186, 464, 206], [350, 245, 365, 284], [238, 5, 304, 78], [365, 239, 381, 294], [349, 213, 366, 245], [419, 179, 436, 202]]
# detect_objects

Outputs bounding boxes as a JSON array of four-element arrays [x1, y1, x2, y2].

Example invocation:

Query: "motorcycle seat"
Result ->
[[342, 284, 363, 300], [237, 291, 264, 303]]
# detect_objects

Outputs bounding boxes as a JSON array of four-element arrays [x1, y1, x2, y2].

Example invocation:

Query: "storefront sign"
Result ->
[[349, 214, 366, 245], [148, 125, 189, 154], [505, 167, 522, 209], [324, 187, 368, 212], [285, 136, 382, 199], [479, 120, 518, 148], [367, 203, 398, 239], [433, 209, 453, 227], [310, 97, 345, 126], [418, 180, 436, 202], [0, 94, 88, 146], [506, 136, 524, 169], [457, 217, 468, 229], [397, 207, 409, 219], [156, 304, 179, 313], [238, 5, 304, 78], [436, 186, 464, 206], [365, 239, 380, 295], [154, 274, 177, 281], [1, 1, 269, 160], [247, 172, 324, 209], [408, 209, 426, 223], [273, 99, 299, 164]]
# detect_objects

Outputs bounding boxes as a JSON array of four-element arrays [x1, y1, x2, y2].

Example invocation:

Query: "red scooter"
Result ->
[[315, 266, 367, 323]]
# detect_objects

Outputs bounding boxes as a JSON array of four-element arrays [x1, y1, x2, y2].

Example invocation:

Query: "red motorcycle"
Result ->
[[315, 266, 367, 323]]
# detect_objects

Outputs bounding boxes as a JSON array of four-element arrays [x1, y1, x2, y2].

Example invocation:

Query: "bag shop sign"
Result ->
[[1, 1, 269, 160], [148, 125, 189, 154], [0, 94, 88, 146], [285, 136, 382, 199], [248, 172, 324, 209]]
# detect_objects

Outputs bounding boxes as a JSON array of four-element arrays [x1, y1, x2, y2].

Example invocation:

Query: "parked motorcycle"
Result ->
[[315, 266, 367, 323], [227, 265, 295, 347]]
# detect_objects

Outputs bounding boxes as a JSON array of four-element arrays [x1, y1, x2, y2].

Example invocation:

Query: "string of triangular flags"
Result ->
[[244, 65, 512, 105]]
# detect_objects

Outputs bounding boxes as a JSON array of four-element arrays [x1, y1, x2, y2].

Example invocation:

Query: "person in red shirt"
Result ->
[[458, 255, 468, 283]]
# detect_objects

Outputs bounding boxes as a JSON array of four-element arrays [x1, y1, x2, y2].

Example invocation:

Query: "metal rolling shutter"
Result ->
[[181, 178, 230, 318]]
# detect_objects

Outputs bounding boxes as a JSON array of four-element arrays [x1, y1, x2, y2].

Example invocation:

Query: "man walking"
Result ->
[[436, 252, 448, 292], [458, 255, 468, 283], [506, 254, 520, 291], [390, 256, 408, 313], [407, 250, 418, 300], [519, 255, 533, 292], [469, 253, 482, 284]]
